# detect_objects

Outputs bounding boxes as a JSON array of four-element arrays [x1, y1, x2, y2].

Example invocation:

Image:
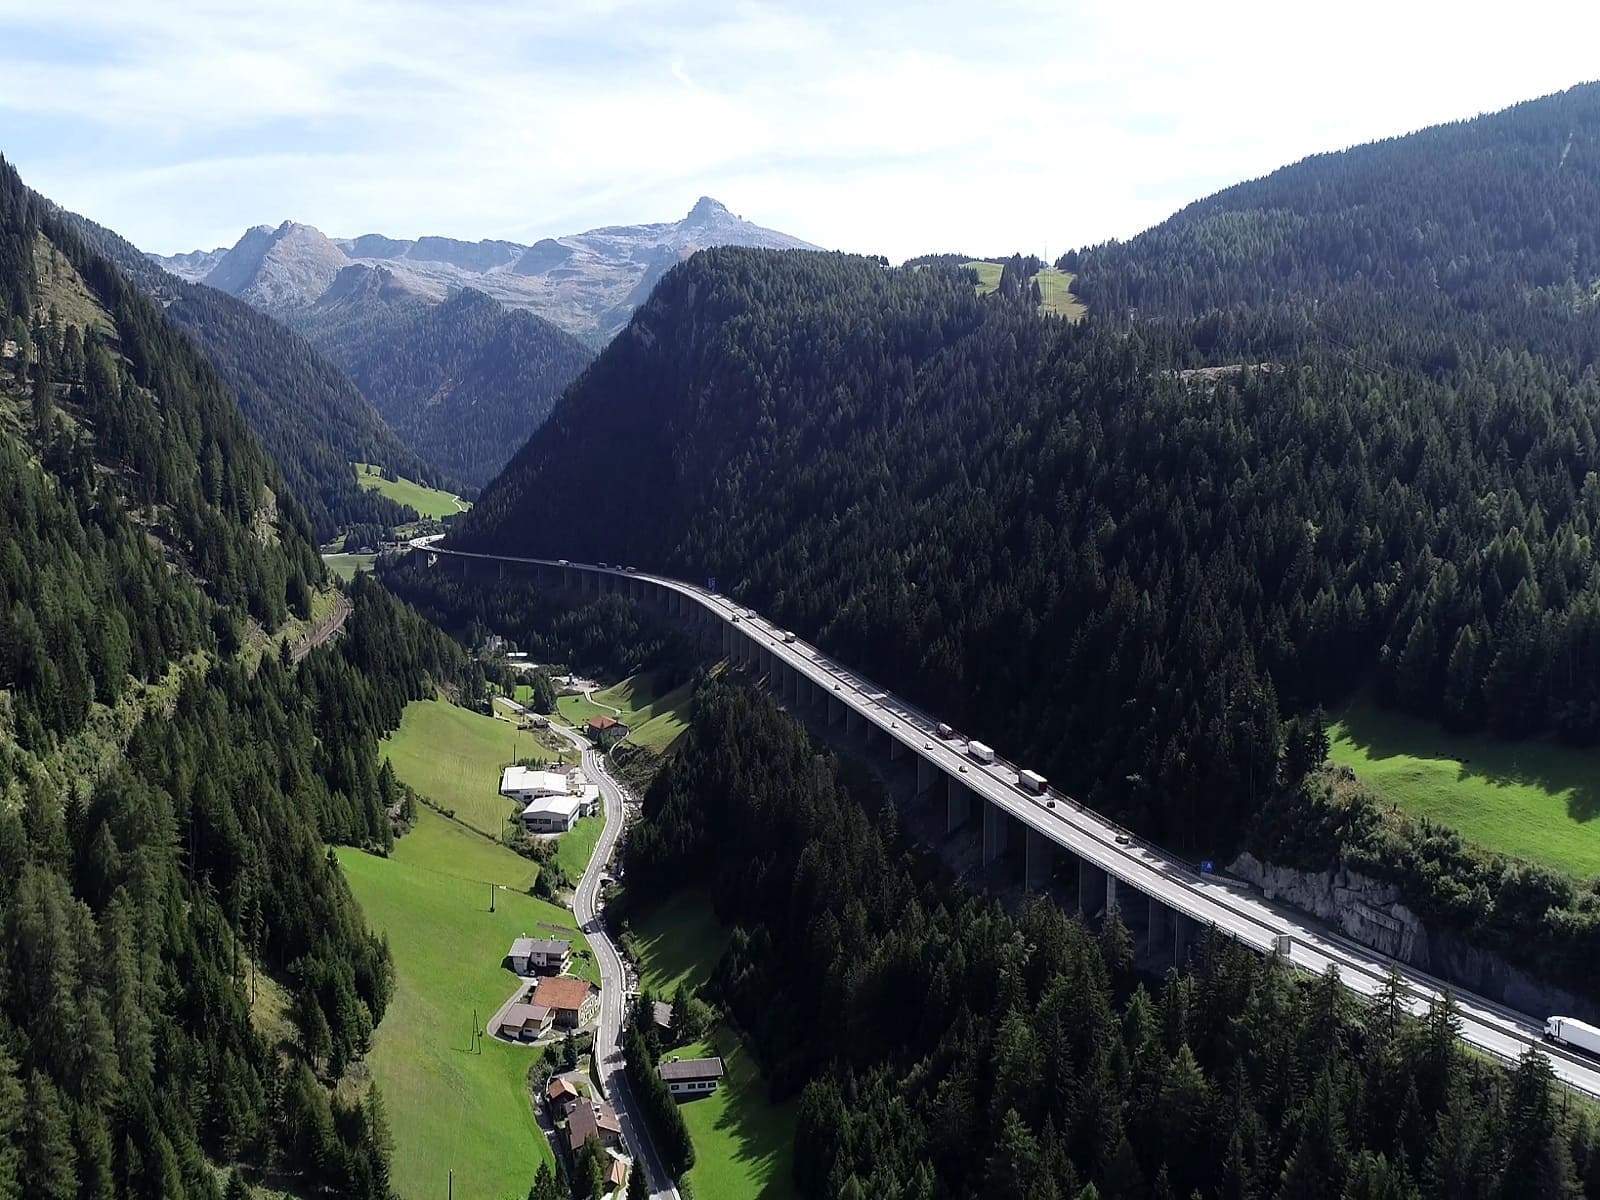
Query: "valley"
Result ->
[[9, 48, 1600, 1200]]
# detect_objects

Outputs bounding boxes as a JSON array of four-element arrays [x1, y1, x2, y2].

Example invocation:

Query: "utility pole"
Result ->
[[448, 1169, 453, 1200], [490, 881, 496, 912]]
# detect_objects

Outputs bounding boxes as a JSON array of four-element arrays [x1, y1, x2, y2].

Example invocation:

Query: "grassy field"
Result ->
[[557, 672, 696, 754], [382, 697, 564, 840], [962, 260, 1085, 320], [337, 808, 597, 1200], [632, 889, 729, 997], [631, 891, 794, 1199], [322, 552, 376, 582], [352, 462, 468, 519], [668, 1028, 797, 1200], [1328, 699, 1600, 877], [553, 814, 605, 882], [1034, 266, 1087, 320]]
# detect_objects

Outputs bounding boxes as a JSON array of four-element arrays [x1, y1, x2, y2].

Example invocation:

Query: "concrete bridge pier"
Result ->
[[946, 778, 973, 833], [982, 800, 1010, 865], [887, 734, 905, 762], [845, 707, 864, 737], [827, 696, 845, 727], [1173, 913, 1201, 968], [1024, 828, 1055, 890], [1141, 895, 1174, 969], [1078, 860, 1109, 922]]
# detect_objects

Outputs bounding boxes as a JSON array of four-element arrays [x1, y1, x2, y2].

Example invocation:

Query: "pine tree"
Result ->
[[1275, 1071, 1348, 1200], [20, 1071, 77, 1200]]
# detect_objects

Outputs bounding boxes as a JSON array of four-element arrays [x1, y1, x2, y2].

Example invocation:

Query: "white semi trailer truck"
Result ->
[[1545, 1016, 1600, 1056]]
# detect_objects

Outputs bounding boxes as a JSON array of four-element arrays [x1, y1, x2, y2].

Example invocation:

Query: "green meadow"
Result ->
[[337, 808, 598, 1200], [352, 461, 469, 520], [1328, 698, 1600, 878], [631, 891, 795, 1200]]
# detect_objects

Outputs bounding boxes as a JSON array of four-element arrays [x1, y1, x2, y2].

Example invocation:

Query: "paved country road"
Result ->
[[552, 722, 682, 1200]]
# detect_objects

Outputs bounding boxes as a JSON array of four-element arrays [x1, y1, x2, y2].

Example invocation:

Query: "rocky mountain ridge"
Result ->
[[153, 196, 818, 346]]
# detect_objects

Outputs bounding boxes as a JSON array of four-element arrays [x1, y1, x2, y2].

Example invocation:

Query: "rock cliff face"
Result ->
[[1231, 852, 1599, 1023]]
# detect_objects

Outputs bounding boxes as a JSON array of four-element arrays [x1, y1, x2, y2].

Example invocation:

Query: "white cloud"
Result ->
[[1, 0, 1595, 260]]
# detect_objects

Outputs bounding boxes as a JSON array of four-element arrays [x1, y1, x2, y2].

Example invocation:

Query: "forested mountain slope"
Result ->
[[1070, 82, 1600, 373], [456, 212, 1600, 856], [292, 279, 594, 485], [58, 209, 448, 539], [0, 154, 471, 1198]]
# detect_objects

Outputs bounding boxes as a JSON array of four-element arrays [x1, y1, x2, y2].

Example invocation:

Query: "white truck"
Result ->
[[1545, 1016, 1600, 1057], [1018, 769, 1047, 794], [967, 740, 995, 765], [936, 722, 956, 739], [781, 631, 798, 644]]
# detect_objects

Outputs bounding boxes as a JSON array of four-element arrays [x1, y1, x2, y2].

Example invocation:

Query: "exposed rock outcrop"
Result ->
[[1231, 852, 1599, 1023]]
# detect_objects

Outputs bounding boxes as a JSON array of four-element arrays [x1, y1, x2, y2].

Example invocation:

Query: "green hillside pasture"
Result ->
[[1328, 700, 1600, 878], [556, 672, 695, 754], [382, 697, 562, 840], [1035, 266, 1087, 320], [337, 808, 597, 1200], [631, 889, 729, 998], [352, 461, 469, 519], [322, 552, 375, 582], [962, 260, 1085, 319], [631, 891, 794, 1199]]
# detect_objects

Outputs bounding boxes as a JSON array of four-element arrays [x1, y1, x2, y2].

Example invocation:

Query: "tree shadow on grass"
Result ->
[[678, 1031, 796, 1200], [1331, 700, 1600, 824]]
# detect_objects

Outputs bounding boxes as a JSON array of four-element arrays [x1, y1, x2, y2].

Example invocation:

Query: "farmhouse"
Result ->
[[531, 975, 600, 1029], [507, 935, 571, 975], [496, 1001, 553, 1042], [658, 1056, 726, 1096], [567, 1100, 623, 1153], [584, 715, 629, 746], [546, 1072, 585, 1116]]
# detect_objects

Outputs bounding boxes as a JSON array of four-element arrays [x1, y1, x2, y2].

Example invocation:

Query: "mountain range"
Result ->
[[152, 197, 816, 485], [153, 196, 818, 346]]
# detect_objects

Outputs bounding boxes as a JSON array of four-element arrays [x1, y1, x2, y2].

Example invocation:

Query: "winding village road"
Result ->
[[548, 722, 683, 1200]]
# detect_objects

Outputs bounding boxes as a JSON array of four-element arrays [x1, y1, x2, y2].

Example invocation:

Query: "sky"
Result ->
[[2, 0, 1597, 262]]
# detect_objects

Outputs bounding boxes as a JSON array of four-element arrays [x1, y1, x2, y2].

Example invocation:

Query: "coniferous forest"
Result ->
[[625, 679, 1600, 1200]]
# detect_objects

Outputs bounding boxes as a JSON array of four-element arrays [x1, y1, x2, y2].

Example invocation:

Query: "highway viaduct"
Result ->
[[417, 545, 1600, 1098]]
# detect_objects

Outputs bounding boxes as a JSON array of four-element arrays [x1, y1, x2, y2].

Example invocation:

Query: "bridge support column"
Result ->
[[1025, 828, 1054, 891], [887, 736, 904, 761], [1173, 913, 1200, 968], [827, 697, 844, 727], [845, 707, 863, 737], [1078, 860, 1108, 922], [982, 800, 1009, 866], [1143, 896, 1176, 967], [945, 779, 972, 833], [916, 757, 935, 797]]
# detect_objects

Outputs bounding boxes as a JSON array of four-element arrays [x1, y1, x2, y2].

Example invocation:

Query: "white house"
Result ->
[[502, 765, 600, 830], [508, 936, 572, 975], [521, 794, 581, 833], [659, 1056, 725, 1096], [500, 765, 573, 802]]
